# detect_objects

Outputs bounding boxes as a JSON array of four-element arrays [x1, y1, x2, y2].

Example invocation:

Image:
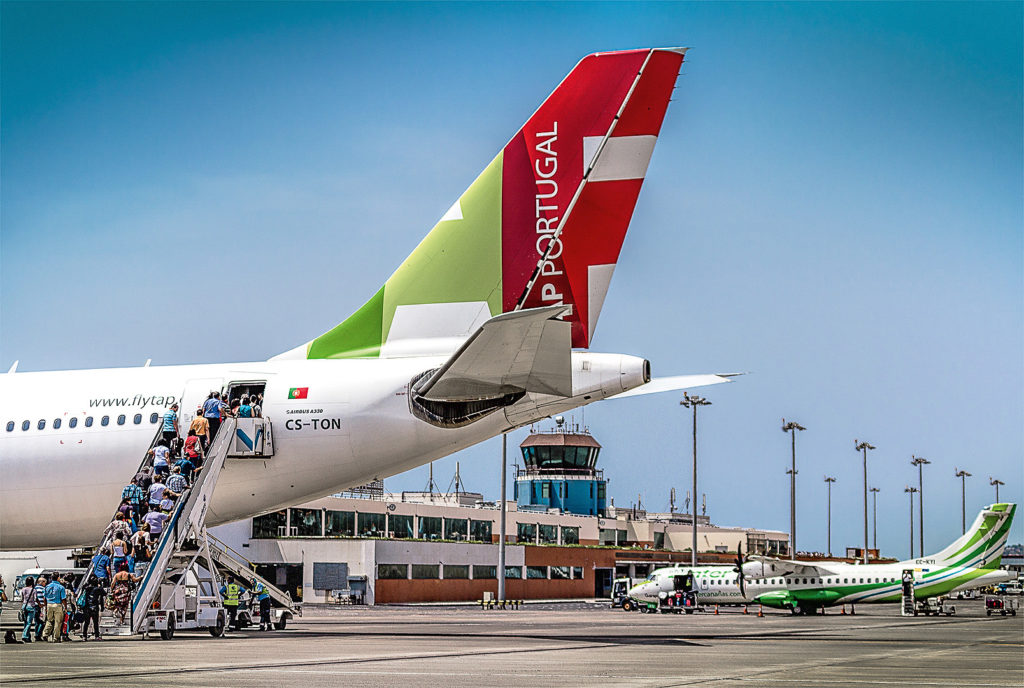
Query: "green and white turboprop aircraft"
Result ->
[[627, 503, 1016, 615]]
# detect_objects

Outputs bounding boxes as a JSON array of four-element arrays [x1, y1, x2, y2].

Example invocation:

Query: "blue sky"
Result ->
[[2, 2, 1021, 556]]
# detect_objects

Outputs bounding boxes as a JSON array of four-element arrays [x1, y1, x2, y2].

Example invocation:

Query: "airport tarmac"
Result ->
[[1, 600, 1022, 687]]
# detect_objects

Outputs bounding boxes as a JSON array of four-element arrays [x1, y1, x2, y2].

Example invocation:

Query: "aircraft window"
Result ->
[[85, 416, 94, 427], [117, 414, 126, 425], [53, 419, 61, 429], [150, 413, 159, 424], [69, 417, 78, 428], [859, 578, 864, 584], [37, 419, 46, 430], [101, 416, 109, 426], [22, 420, 29, 431], [134, 414, 142, 424], [5, 421, 13, 432]]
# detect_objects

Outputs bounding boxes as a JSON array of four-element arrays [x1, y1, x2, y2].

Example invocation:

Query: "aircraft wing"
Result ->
[[608, 373, 740, 399], [745, 555, 840, 579], [415, 306, 572, 402]]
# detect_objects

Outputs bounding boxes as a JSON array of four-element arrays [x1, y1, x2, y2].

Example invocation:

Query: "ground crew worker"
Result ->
[[220, 575, 241, 630], [252, 577, 272, 630]]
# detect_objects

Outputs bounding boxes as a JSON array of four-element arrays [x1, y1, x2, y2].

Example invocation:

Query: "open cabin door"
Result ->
[[180, 377, 225, 434]]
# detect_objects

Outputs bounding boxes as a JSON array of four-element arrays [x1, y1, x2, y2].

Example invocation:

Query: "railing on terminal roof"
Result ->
[[334, 480, 385, 500], [515, 467, 604, 480]]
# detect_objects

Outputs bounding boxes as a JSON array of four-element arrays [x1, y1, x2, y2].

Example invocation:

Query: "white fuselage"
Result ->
[[630, 563, 1014, 607], [0, 352, 647, 550]]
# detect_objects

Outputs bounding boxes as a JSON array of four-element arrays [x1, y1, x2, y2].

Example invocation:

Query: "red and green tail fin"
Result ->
[[274, 48, 686, 360]]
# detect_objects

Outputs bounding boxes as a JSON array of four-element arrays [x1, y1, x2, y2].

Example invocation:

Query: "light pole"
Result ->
[[910, 455, 930, 557], [904, 485, 918, 559], [824, 476, 836, 557], [855, 440, 875, 563], [955, 468, 971, 534], [990, 477, 1005, 503], [869, 486, 880, 551], [681, 393, 711, 568], [497, 433, 508, 601], [782, 419, 806, 557]]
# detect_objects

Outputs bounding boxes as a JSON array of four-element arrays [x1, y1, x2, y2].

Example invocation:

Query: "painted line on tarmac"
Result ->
[[0, 639, 619, 684]]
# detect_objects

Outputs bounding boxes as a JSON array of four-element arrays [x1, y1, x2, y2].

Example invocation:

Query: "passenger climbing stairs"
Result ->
[[77, 416, 298, 638]]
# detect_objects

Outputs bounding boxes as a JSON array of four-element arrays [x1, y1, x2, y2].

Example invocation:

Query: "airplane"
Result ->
[[1, 47, 734, 551], [626, 503, 1016, 615]]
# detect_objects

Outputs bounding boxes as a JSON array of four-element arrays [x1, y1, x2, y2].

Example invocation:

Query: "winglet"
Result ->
[[7, 360, 17, 374]]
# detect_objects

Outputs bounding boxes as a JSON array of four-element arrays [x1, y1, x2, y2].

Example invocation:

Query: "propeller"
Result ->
[[733, 542, 746, 597]]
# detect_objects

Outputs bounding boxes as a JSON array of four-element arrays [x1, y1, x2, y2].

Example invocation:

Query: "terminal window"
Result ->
[[443, 565, 469, 579], [561, 526, 579, 545], [473, 565, 496, 579], [291, 508, 322, 537], [419, 516, 442, 540], [541, 482, 551, 499], [550, 566, 570, 579], [326, 510, 355, 537], [572, 567, 583, 579], [527, 566, 548, 579], [539, 524, 557, 544], [470, 519, 492, 542], [358, 512, 386, 537], [412, 564, 439, 579], [505, 566, 523, 579], [388, 514, 414, 538], [252, 510, 287, 539], [444, 518, 468, 541], [517, 523, 537, 544], [378, 564, 408, 580]]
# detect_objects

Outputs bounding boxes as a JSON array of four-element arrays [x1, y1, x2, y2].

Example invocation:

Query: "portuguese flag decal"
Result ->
[[288, 387, 309, 400]]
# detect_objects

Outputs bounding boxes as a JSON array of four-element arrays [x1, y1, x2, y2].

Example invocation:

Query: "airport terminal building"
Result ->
[[211, 427, 789, 605]]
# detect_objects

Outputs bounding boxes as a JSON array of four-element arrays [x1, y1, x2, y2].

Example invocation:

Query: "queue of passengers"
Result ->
[[52, 391, 264, 640]]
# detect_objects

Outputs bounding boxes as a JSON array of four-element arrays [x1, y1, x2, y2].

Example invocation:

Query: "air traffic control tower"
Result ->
[[515, 418, 607, 516]]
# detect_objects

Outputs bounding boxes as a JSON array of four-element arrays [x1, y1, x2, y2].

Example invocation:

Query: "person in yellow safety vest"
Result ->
[[219, 575, 242, 630], [252, 577, 273, 631]]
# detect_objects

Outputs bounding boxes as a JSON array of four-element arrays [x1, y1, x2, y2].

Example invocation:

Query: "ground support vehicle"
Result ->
[[611, 577, 633, 609], [913, 597, 955, 616], [986, 596, 1019, 616], [142, 580, 225, 640]]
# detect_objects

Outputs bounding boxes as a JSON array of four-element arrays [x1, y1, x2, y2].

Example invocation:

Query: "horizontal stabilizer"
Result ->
[[415, 306, 572, 402], [608, 373, 740, 399]]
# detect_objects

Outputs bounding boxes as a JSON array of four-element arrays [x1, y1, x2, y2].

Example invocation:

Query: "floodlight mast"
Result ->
[[869, 486, 880, 551], [681, 393, 711, 568], [855, 440, 876, 564], [824, 476, 837, 557], [904, 485, 919, 559], [955, 468, 972, 534], [990, 477, 1005, 503], [910, 455, 930, 557], [782, 419, 805, 557]]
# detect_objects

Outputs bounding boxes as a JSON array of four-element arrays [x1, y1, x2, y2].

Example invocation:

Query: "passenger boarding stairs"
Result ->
[[77, 416, 292, 637]]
